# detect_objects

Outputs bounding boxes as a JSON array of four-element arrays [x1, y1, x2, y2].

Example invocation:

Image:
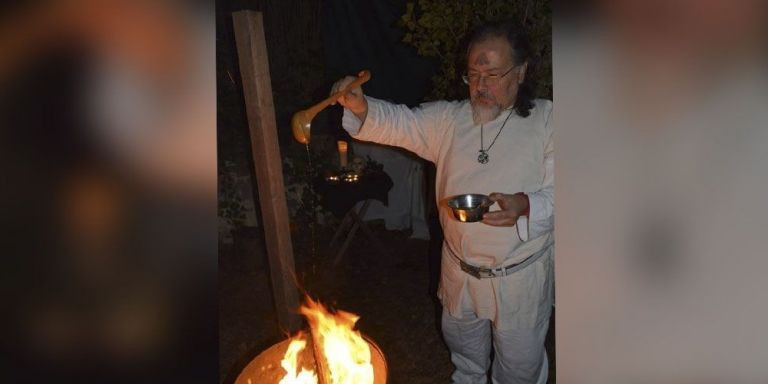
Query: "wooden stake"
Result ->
[[232, 10, 301, 332], [309, 326, 330, 384]]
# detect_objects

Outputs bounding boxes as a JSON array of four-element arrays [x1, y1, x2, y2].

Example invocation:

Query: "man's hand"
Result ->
[[482, 192, 529, 226], [330, 75, 368, 121]]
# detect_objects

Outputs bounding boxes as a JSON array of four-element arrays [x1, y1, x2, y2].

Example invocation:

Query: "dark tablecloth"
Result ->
[[317, 170, 393, 218]]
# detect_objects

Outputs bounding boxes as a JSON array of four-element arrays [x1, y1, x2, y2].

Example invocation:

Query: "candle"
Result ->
[[337, 140, 348, 168]]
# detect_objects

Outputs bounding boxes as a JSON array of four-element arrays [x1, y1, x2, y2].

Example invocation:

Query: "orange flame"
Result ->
[[279, 332, 317, 384], [279, 298, 374, 384]]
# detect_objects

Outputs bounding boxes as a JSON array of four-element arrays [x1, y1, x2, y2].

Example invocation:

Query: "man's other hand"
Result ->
[[482, 192, 529, 226]]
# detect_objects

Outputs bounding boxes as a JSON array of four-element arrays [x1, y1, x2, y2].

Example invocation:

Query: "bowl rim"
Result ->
[[446, 193, 491, 209]]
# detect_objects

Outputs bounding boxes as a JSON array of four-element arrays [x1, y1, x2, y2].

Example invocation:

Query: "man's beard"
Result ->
[[471, 91, 502, 125]]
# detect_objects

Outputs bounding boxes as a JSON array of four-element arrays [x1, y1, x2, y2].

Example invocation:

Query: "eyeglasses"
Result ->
[[461, 65, 517, 86]]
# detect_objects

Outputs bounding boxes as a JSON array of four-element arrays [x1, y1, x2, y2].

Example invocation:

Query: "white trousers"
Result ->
[[441, 278, 552, 384]]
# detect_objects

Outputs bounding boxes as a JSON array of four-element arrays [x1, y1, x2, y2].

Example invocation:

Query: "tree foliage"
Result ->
[[400, 0, 552, 101]]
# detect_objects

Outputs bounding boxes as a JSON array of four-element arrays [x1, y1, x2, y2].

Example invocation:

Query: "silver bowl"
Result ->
[[446, 194, 494, 222]]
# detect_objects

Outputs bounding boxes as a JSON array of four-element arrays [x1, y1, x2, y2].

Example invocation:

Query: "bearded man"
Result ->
[[331, 20, 553, 384]]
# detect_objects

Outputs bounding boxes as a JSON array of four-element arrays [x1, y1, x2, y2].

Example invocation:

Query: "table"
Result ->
[[316, 169, 393, 263]]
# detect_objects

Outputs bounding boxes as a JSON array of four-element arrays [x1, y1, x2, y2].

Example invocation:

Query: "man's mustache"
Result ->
[[472, 91, 495, 101]]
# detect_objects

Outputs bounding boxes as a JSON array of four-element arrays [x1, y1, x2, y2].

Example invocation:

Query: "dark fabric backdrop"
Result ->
[[317, 0, 436, 140], [321, 0, 435, 106]]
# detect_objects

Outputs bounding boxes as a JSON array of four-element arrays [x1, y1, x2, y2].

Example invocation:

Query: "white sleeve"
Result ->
[[516, 104, 554, 241], [341, 96, 455, 164]]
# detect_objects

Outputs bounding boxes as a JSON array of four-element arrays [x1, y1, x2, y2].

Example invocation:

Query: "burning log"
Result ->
[[308, 326, 330, 384]]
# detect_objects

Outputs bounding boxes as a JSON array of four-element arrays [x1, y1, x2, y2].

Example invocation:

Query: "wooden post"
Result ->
[[309, 327, 330, 384], [232, 10, 301, 332]]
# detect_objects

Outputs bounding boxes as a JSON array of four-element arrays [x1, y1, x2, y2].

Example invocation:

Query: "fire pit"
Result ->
[[235, 298, 387, 384], [234, 334, 386, 384]]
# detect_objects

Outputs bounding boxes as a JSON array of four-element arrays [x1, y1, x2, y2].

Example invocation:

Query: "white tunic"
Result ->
[[343, 96, 554, 330]]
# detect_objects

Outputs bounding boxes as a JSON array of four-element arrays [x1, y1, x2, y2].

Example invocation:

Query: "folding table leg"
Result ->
[[329, 208, 354, 247], [332, 200, 371, 264]]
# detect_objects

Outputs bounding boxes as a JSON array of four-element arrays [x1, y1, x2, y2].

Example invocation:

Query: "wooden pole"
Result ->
[[309, 327, 330, 384], [232, 10, 301, 332]]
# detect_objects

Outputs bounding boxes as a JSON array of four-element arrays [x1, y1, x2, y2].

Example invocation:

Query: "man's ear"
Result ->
[[518, 62, 528, 85]]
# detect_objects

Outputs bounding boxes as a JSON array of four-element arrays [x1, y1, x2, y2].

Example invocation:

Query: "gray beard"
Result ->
[[471, 103, 502, 125]]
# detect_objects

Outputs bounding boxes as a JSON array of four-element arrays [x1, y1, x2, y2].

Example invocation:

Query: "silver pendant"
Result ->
[[478, 150, 489, 164]]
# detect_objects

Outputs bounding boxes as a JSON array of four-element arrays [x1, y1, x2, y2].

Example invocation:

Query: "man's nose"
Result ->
[[475, 78, 489, 91]]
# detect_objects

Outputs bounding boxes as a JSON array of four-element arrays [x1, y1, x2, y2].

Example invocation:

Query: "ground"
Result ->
[[219, 221, 555, 383]]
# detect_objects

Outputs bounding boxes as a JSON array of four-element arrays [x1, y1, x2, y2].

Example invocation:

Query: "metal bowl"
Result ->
[[446, 194, 493, 222]]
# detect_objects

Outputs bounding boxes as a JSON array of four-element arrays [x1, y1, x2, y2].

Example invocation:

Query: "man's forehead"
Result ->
[[467, 37, 514, 67]]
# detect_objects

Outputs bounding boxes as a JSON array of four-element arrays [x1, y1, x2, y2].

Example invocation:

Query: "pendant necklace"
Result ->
[[478, 109, 514, 164]]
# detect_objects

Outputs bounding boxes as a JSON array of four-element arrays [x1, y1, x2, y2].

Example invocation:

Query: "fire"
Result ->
[[279, 333, 317, 384], [279, 298, 374, 384]]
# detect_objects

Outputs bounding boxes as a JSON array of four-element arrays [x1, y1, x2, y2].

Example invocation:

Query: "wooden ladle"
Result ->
[[291, 70, 371, 144]]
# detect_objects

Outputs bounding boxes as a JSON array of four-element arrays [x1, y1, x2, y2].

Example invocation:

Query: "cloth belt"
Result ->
[[451, 250, 546, 279]]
